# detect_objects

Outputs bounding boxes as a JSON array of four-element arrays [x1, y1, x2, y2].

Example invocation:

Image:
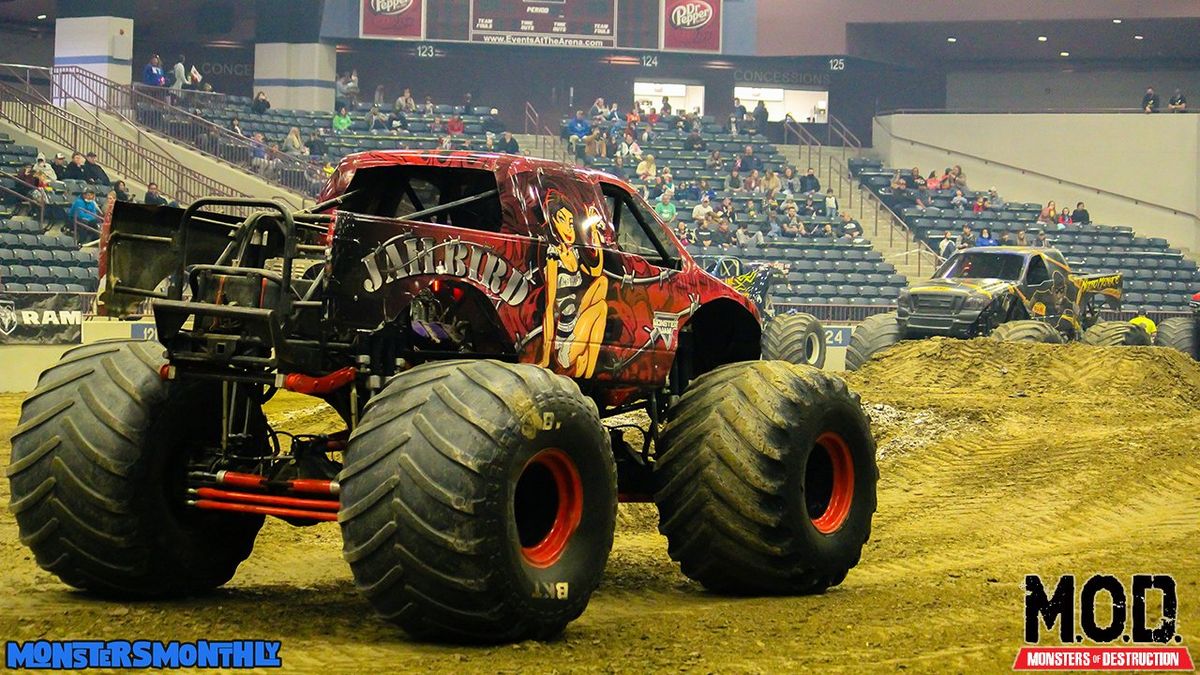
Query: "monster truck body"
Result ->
[[13, 151, 879, 642], [898, 246, 1120, 339]]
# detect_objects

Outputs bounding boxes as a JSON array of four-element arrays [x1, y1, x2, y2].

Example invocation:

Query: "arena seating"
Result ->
[[851, 158, 1199, 312], [0, 219, 98, 292]]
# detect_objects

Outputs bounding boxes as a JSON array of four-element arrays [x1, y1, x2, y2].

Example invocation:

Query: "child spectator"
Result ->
[[332, 106, 352, 134]]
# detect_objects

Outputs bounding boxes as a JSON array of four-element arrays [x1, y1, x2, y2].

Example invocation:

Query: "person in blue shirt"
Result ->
[[68, 188, 104, 241], [564, 111, 591, 156], [142, 54, 166, 87], [975, 227, 998, 247]]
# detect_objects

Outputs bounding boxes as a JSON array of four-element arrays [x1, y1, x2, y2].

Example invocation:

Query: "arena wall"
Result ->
[[873, 112, 1200, 253]]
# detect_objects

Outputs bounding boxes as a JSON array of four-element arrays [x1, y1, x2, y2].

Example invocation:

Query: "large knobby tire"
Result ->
[[339, 360, 616, 643], [990, 320, 1064, 344], [1155, 317, 1196, 357], [7, 340, 263, 596], [762, 313, 827, 368], [1082, 321, 1153, 346], [654, 361, 877, 595], [845, 312, 903, 371]]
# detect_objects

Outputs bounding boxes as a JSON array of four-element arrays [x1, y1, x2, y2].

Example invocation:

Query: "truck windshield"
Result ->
[[340, 165, 505, 233], [938, 252, 1026, 281]]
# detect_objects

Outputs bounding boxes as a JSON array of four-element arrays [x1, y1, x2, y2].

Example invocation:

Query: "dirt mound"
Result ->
[[847, 337, 1200, 404]]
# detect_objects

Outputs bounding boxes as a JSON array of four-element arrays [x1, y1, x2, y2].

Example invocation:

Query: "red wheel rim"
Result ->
[[809, 432, 855, 534], [517, 449, 583, 568]]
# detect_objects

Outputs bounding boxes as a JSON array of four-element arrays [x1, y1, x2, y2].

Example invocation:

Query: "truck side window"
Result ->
[[1026, 256, 1050, 285]]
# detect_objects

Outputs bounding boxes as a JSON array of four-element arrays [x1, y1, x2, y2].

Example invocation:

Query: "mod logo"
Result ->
[[1025, 574, 1178, 644]]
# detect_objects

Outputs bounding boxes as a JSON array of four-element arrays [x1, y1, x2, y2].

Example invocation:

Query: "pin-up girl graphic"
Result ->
[[538, 190, 608, 378]]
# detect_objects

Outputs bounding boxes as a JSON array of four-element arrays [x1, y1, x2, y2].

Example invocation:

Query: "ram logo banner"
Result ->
[[1015, 574, 1194, 671], [360, 0, 424, 39], [661, 0, 721, 52], [0, 299, 16, 336], [0, 293, 83, 345]]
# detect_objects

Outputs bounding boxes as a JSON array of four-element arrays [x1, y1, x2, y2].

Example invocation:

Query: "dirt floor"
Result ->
[[2, 338, 1198, 673]]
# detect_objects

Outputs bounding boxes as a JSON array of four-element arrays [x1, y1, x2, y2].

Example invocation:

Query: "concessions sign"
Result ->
[[661, 0, 722, 52], [360, 0, 425, 40], [0, 293, 84, 345]]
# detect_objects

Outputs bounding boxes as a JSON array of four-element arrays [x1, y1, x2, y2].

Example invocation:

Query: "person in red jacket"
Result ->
[[446, 115, 465, 135]]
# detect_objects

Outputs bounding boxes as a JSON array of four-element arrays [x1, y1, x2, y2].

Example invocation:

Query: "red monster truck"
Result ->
[[8, 152, 877, 643]]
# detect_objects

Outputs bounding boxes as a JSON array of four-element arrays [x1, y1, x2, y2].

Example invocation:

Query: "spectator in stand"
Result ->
[[395, 87, 416, 112], [1034, 230, 1048, 247], [170, 54, 186, 93], [703, 150, 722, 172], [422, 96, 434, 114], [799, 196, 817, 217], [956, 224, 974, 250], [617, 133, 642, 161], [691, 194, 715, 224], [937, 231, 957, 260], [950, 189, 968, 210], [83, 152, 111, 185], [987, 187, 1005, 209], [761, 169, 782, 198], [752, 100, 769, 134], [283, 127, 307, 156], [744, 168, 761, 194], [927, 169, 943, 190], [949, 165, 967, 188], [823, 188, 839, 216], [779, 206, 803, 238], [779, 166, 799, 195], [724, 168, 742, 192], [1071, 201, 1091, 224], [799, 167, 820, 194], [1057, 208, 1072, 227], [908, 167, 925, 190], [438, 135, 453, 150], [496, 130, 520, 154], [372, 84, 386, 108], [69, 188, 103, 237], [250, 91, 271, 115], [737, 145, 762, 173], [387, 104, 409, 130], [32, 154, 56, 182], [1142, 87, 1159, 113], [446, 114, 465, 136], [345, 70, 360, 108], [228, 116, 244, 136], [636, 153, 657, 180], [584, 129, 607, 158], [684, 130, 706, 151], [61, 152, 87, 181], [731, 97, 747, 122], [332, 106, 352, 134], [660, 96, 672, 117], [565, 110, 591, 154], [645, 107, 660, 126], [49, 152, 69, 179], [249, 132, 278, 178], [972, 194, 988, 213], [653, 191, 677, 225], [1038, 200, 1057, 225], [365, 106, 387, 131], [1168, 89, 1187, 112], [588, 97, 607, 119], [482, 109, 505, 135], [736, 220, 765, 246], [840, 212, 862, 239], [1015, 228, 1029, 246], [112, 180, 132, 202], [975, 227, 998, 247], [710, 218, 734, 247], [142, 54, 166, 87], [660, 168, 677, 195], [998, 231, 1012, 246], [306, 130, 327, 160], [14, 163, 45, 205], [144, 182, 172, 206]]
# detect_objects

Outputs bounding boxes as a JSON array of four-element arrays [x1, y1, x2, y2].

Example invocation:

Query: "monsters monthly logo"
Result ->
[[0, 300, 16, 336], [1014, 573, 1193, 671], [362, 235, 532, 306]]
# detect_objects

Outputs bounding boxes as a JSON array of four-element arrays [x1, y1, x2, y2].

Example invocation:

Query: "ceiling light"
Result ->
[[946, 37, 957, 43], [1059, 51, 1070, 57], [1134, 35, 1144, 40], [1112, 18, 1122, 24], [1037, 36, 1048, 42], [36, 14, 47, 19]]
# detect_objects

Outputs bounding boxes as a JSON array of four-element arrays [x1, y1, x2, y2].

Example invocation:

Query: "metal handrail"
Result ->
[[873, 114, 1195, 219], [877, 107, 1154, 116], [829, 115, 862, 149], [524, 101, 539, 136], [0, 79, 251, 204], [46, 66, 313, 199]]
